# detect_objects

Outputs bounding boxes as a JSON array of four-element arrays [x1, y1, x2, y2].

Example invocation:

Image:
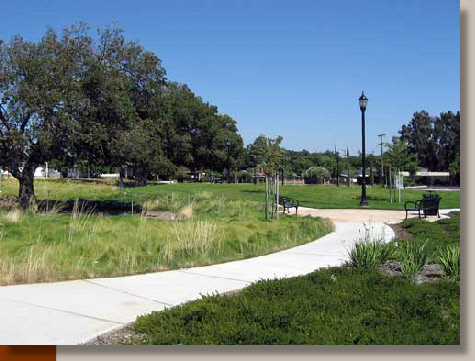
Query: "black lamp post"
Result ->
[[359, 91, 369, 206]]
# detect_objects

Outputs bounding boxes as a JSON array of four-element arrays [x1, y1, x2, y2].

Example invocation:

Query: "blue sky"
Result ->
[[1, 0, 459, 155]]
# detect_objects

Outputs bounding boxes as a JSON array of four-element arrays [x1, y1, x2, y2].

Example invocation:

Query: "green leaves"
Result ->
[[249, 135, 284, 176], [347, 226, 394, 269], [438, 244, 460, 282], [398, 240, 430, 281]]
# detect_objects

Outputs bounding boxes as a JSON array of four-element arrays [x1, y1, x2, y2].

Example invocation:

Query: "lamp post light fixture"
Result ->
[[359, 91, 369, 206]]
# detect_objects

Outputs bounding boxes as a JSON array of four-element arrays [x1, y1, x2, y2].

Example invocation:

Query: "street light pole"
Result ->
[[359, 91, 368, 206], [377, 133, 386, 187]]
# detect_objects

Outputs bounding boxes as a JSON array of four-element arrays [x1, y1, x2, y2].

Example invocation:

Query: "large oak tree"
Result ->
[[0, 25, 91, 209]]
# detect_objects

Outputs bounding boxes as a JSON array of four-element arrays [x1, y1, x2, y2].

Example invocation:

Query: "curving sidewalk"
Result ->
[[0, 207, 459, 345]]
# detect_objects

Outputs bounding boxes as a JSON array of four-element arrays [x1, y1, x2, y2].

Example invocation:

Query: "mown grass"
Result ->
[[130, 267, 459, 345], [0, 192, 333, 285], [0, 177, 460, 210]]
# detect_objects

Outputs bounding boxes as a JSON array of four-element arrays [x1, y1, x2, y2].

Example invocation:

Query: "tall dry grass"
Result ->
[[0, 192, 334, 286], [160, 221, 224, 262]]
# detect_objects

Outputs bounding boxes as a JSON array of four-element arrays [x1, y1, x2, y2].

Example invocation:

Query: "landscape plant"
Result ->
[[130, 267, 460, 345], [347, 225, 394, 268], [438, 244, 460, 281], [398, 239, 430, 281]]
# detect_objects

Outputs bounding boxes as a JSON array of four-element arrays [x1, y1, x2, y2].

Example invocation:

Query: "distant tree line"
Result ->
[[241, 108, 461, 187]]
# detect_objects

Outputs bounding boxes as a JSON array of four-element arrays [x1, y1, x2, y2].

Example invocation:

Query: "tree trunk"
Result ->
[[276, 174, 280, 219], [134, 166, 148, 187], [265, 176, 269, 220], [119, 166, 125, 191], [18, 165, 36, 210]]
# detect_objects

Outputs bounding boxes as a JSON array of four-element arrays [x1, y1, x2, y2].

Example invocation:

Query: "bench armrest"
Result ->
[[404, 200, 419, 210], [279, 196, 289, 204]]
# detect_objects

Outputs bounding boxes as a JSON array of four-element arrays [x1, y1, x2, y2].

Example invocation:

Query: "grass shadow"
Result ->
[[37, 198, 142, 215]]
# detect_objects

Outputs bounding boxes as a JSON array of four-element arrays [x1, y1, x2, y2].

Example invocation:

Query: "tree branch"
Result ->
[[0, 105, 11, 132], [20, 111, 32, 134]]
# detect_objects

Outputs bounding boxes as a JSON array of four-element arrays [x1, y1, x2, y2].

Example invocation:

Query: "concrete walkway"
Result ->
[[293, 206, 460, 223], [0, 208, 459, 345]]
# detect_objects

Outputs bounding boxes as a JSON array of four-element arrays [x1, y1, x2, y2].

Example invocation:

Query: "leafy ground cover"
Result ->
[[0, 178, 460, 210], [128, 267, 459, 345], [0, 188, 333, 285]]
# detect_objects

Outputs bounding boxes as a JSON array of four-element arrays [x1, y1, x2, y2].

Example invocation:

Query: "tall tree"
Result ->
[[76, 27, 167, 186], [434, 111, 460, 171], [161, 82, 243, 177], [0, 24, 92, 209], [113, 118, 174, 186], [399, 111, 438, 170]]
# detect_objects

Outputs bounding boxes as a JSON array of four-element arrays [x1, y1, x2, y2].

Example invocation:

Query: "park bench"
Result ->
[[404, 195, 441, 220], [279, 196, 300, 214]]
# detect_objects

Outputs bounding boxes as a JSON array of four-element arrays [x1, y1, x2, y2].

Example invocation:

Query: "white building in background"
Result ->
[[34, 164, 61, 178]]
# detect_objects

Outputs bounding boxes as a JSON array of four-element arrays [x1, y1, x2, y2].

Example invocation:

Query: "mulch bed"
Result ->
[[83, 323, 146, 345]]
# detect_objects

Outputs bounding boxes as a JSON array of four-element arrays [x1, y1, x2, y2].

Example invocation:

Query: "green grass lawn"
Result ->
[[129, 267, 459, 345], [0, 177, 461, 210]]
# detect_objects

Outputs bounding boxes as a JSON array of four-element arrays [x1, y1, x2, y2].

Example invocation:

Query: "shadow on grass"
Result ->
[[38, 199, 143, 215], [47, 177, 167, 188], [1, 195, 142, 215]]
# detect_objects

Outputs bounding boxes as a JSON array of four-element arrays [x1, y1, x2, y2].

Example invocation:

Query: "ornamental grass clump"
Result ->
[[438, 244, 460, 281], [398, 240, 429, 281], [347, 226, 394, 269]]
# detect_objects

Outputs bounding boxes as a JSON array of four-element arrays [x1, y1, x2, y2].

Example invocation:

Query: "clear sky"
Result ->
[[1, 0, 460, 155]]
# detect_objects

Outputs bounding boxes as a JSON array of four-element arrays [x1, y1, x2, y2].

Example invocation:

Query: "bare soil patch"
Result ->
[[143, 211, 177, 220]]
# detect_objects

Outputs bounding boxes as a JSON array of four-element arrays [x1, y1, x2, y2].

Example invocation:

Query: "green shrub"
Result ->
[[347, 226, 394, 268], [438, 244, 460, 281], [398, 240, 429, 281], [131, 267, 460, 345]]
